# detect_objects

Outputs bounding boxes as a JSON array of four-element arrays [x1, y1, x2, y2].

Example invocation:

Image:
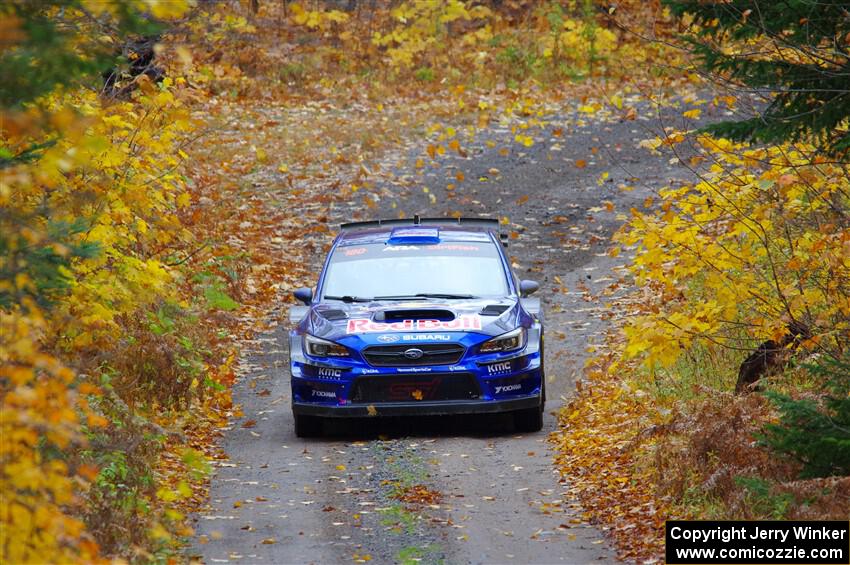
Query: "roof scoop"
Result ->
[[374, 309, 455, 322], [387, 226, 440, 245]]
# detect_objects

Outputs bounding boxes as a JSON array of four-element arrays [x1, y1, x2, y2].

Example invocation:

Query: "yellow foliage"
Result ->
[[290, 2, 349, 30], [617, 138, 850, 368], [80, 0, 188, 20], [559, 18, 618, 60], [0, 311, 101, 563], [372, 0, 494, 68], [4, 86, 194, 349], [1, 68, 194, 565]]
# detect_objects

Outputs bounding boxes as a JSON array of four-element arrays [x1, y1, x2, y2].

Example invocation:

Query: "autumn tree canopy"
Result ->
[[666, 0, 850, 154]]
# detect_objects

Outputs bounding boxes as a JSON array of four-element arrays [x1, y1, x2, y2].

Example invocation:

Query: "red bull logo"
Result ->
[[346, 315, 482, 334]]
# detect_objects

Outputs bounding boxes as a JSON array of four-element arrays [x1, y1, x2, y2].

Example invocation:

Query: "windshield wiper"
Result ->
[[373, 293, 479, 300], [323, 295, 373, 303]]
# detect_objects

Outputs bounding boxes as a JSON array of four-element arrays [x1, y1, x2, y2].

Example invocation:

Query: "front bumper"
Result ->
[[290, 330, 544, 418], [292, 393, 541, 418]]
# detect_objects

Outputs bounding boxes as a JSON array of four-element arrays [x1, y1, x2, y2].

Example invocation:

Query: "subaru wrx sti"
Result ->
[[288, 216, 544, 437]]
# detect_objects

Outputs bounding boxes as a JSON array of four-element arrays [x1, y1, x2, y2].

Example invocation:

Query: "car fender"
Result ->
[[521, 297, 543, 329], [520, 296, 540, 316], [290, 305, 309, 325]]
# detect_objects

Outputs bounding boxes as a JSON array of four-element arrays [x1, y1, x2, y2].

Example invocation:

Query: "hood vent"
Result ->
[[318, 309, 348, 321], [480, 304, 510, 316], [374, 309, 455, 322]]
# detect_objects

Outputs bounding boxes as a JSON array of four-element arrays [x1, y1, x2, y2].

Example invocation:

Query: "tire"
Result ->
[[540, 332, 546, 407], [514, 403, 543, 433], [294, 413, 323, 438], [541, 377, 547, 408]]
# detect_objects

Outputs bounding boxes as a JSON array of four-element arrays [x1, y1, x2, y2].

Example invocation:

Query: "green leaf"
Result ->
[[203, 286, 239, 311]]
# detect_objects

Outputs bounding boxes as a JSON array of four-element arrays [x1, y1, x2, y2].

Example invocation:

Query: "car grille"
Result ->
[[350, 373, 480, 403], [363, 344, 465, 367]]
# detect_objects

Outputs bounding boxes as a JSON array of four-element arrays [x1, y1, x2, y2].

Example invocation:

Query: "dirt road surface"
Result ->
[[191, 101, 696, 564]]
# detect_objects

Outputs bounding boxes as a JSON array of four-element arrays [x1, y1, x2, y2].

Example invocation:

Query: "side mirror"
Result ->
[[519, 280, 539, 297], [293, 287, 313, 305]]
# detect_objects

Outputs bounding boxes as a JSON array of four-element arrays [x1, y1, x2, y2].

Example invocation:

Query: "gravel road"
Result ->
[[191, 98, 701, 564]]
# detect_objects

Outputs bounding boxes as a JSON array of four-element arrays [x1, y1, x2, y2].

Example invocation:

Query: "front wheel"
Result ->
[[513, 403, 543, 432], [294, 413, 323, 438]]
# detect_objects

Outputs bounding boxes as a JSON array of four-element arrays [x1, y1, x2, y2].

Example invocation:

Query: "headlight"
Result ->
[[479, 327, 527, 353], [303, 334, 349, 357]]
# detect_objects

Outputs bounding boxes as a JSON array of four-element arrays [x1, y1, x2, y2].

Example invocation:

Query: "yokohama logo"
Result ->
[[346, 315, 482, 334]]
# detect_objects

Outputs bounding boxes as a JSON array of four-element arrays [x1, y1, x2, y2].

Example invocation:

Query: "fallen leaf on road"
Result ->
[[392, 484, 442, 505]]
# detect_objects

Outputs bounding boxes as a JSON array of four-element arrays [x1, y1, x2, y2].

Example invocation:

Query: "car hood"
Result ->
[[306, 297, 521, 342]]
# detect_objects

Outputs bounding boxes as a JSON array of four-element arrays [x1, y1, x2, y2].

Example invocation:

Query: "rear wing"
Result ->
[[340, 215, 508, 243]]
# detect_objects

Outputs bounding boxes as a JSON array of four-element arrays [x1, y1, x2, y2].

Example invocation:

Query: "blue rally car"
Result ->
[[288, 216, 544, 437]]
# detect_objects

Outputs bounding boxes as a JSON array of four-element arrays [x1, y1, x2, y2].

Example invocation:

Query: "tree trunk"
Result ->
[[735, 321, 809, 393]]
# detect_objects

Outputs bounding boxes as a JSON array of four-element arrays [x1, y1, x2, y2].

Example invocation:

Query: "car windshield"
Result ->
[[321, 241, 509, 300]]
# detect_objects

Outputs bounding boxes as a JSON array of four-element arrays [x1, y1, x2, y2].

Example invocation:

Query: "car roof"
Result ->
[[335, 217, 501, 246], [337, 225, 494, 246]]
